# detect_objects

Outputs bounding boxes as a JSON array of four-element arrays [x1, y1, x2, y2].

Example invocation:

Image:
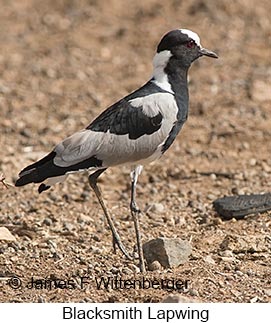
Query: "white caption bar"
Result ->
[[1, 303, 269, 323]]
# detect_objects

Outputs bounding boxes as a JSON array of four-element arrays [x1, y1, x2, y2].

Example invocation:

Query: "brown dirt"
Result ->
[[0, 0, 271, 303]]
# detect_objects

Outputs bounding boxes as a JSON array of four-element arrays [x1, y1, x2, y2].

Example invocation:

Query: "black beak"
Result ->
[[199, 48, 218, 59]]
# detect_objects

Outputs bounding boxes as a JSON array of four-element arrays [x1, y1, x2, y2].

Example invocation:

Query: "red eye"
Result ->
[[186, 40, 195, 48]]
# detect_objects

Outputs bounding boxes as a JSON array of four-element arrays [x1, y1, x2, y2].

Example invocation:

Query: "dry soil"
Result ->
[[0, 0, 271, 302]]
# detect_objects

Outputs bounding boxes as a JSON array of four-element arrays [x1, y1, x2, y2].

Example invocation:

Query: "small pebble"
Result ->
[[207, 193, 216, 200], [90, 246, 102, 255], [264, 289, 271, 297], [129, 264, 140, 273], [150, 203, 165, 213], [249, 158, 257, 166], [38, 296, 45, 303], [204, 255, 216, 265], [150, 187, 158, 194], [110, 267, 119, 274], [235, 270, 244, 276], [220, 256, 235, 263], [220, 250, 234, 258], [148, 260, 162, 271], [224, 264, 232, 271], [250, 296, 259, 303], [189, 289, 199, 297], [0, 227, 16, 241], [121, 268, 133, 275], [43, 218, 53, 226], [162, 294, 201, 303], [210, 173, 216, 180]]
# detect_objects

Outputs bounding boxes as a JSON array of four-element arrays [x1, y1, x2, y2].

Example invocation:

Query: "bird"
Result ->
[[15, 28, 218, 273]]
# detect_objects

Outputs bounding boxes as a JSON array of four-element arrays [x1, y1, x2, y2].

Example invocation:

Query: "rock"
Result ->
[[207, 193, 216, 200], [110, 267, 119, 274], [250, 296, 259, 303], [148, 260, 162, 271], [121, 268, 133, 275], [129, 264, 140, 273], [220, 256, 235, 263], [189, 289, 200, 297], [162, 294, 202, 303], [249, 158, 257, 166], [219, 250, 234, 258], [204, 255, 216, 265], [43, 218, 53, 226], [143, 237, 192, 268], [0, 227, 16, 241], [149, 203, 164, 213], [264, 289, 271, 297]]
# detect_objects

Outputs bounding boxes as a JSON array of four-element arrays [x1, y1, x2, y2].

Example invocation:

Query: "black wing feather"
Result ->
[[87, 98, 163, 140], [86, 80, 171, 139]]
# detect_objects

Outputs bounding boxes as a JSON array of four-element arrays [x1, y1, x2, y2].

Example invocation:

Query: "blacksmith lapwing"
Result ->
[[15, 29, 218, 272]]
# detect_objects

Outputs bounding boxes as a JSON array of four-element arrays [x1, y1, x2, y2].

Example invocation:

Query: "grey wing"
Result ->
[[54, 92, 178, 168]]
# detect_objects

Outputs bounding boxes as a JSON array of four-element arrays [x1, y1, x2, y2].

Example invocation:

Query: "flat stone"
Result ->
[[213, 193, 271, 219], [143, 237, 192, 268], [162, 294, 202, 303], [0, 227, 16, 241]]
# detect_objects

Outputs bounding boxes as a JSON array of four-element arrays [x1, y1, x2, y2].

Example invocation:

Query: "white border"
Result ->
[[0, 303, 270, 323]]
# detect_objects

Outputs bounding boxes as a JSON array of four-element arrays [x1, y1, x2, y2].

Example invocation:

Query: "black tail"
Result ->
[[15, 151, 59, 187], [15, 151, 103, 187]]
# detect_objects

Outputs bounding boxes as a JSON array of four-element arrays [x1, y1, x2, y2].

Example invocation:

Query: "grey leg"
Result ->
[[130, 165, 146, 273], [88, 169, 132, 260]]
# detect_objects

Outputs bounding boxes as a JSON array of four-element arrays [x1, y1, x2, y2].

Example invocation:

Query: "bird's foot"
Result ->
[[111, 236, 133, 261]]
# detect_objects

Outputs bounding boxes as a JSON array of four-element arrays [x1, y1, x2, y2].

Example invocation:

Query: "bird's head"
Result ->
[[154, 29, 218, 70]]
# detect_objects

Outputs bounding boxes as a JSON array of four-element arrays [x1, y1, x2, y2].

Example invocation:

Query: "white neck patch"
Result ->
[[180, 29, 201, 47], [152, 50, 173, 93], [153, 50, 172, 70]]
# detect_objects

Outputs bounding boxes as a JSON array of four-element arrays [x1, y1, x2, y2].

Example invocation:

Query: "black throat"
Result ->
[[161, 58, 190, 153], [165, 57, 189, 118]]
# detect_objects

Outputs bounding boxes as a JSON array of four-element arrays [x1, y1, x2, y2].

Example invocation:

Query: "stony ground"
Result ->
[[0, 0, 271, 302]]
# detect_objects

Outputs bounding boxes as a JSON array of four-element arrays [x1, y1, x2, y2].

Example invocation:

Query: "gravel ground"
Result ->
[[0, 0, 271, 302]]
